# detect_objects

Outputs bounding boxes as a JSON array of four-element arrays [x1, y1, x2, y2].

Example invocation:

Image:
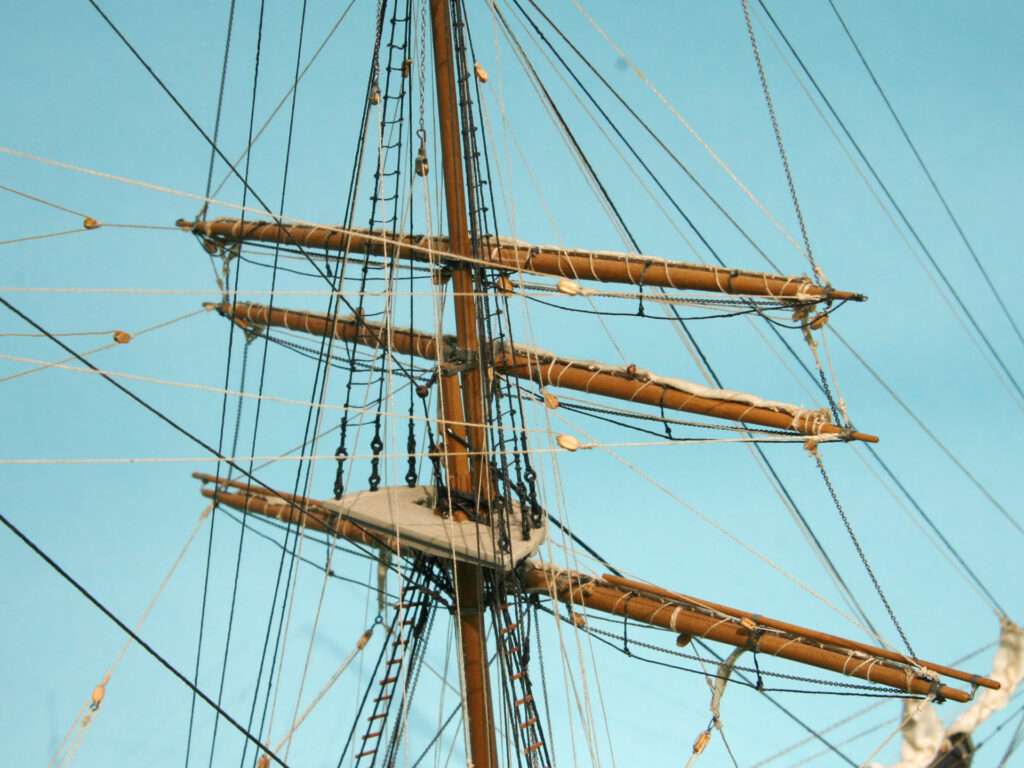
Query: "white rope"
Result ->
[[0, 307, 208, 384], [857, 696, 935, 768], [543, 407, 880, 640], [0, 353, 544, 436], [568, 0, 807, 258], [272, 629, 374, 754], [48, 504, 211, 768], [206, 0, 360, 201], [0, 228, 89, 246], [750, 12, 1024, 413]]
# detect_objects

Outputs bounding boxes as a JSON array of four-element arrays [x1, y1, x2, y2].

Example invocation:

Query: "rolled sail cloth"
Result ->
[[869, 618, 1024, 768], [492, 341, 837, 437]]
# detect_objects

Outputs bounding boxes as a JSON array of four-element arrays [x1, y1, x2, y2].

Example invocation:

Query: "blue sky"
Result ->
[[1, 1, 1022, 766]]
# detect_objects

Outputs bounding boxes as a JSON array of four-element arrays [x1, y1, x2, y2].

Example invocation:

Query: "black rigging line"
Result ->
[[742, 0, 818, 281], [602, 629, 905, 697], [512, 0, 846, 410], [520, 0, 784, 274], [514, 0, 724, 269], [206, 334, 253, 768], [200, 0, 237, 216], [865, 444, 1008, 617], [756, 0, 1024, 405], [510, 0, 878, 641], [984, 700, 1024, 764], [221, 508, 397, 597], [188, 4, 245, 752], [557, 400, 776, 441], [0, 507, 293, 768], [661, 299, 879, 632], [86, 0, 426, 394], [243, 4, 316, 763], [207, 1, 274, 761], [690, 640, 859, 767], [744, 3, 850, 423], [755, 437, 881, 635], [186, 474, 217, 767], [233, 247, 436, 279], [546, 511, 622, 578], [830, 327, 1023, 538], [0, 295, 383, 768], [492, 2, 640, 253], [815, 454, 916, 658], [522, 293, 800, 322], [547, 0, 1017, 616], [681, 295, 1007, 629], [533, 0, 888, 645], [330, 0, 401, 502], [410, 704, 461, 768], [826, 0, 1024, 353], [0, 298, 397, 587], [540, 603, 862, 765], [188, 288, 241, 760]]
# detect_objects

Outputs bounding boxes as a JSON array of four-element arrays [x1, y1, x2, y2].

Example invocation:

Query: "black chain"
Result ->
[[578, 615, 911, 694], [816, 454, 917, 658], [368, 427, 384, 491], [742, 0, 821, 283]]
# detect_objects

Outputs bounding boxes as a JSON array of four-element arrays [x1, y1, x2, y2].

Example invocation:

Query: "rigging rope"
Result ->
[[568, 0, 808, 259], [825, 0, 1024, 354], [741, 0, 822, 284], [814, 453, 916, 658], [47, 503, 213, 768], [0, 505, 294, 768], [753, 0, 1024, 407], [0, 307, 208, 384], [830, 327, 1024, 539]]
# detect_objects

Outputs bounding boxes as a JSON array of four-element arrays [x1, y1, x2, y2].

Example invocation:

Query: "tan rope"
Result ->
[[271, 629, 374, 755], [569, 0, 806, 258], [0, 183, 90, 217], [544, 407, 881, 640], [856, 695, 935, 768], [48, 504, 211, 767], [0, 228, 89, 246], [0, 307, 208, 383]]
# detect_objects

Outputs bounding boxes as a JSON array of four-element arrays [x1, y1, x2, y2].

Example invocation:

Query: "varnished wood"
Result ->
[[428, 0, 497, 765], [207, 300, 878, 443], [601, 573, 999, 691], [193, 475, 987, 706], [522, 566, 979, 703], [181, 218, 863, 302]]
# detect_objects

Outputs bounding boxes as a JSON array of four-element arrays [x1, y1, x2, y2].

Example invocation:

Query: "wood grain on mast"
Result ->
[[428, 1, 497, 767]]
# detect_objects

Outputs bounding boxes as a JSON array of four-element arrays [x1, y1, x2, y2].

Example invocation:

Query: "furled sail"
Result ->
[[869, 619, 1024, 768], [207, 300, 878, 442]]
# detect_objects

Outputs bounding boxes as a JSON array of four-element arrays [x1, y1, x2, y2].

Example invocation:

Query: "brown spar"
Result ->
[[202, 301, 448, 358], [601, 573, 999, 692], [493, 351, 878, 443], [178, 218, 864, 302], [190, 479, 974, 708], [207, 300, 879, 443], [194, 474, 977, 702], [521, 566, 976, 703], [193, 473, 395, 551]]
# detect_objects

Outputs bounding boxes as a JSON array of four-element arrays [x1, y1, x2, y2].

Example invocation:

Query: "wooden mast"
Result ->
[[428, 1, 497, 766]]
